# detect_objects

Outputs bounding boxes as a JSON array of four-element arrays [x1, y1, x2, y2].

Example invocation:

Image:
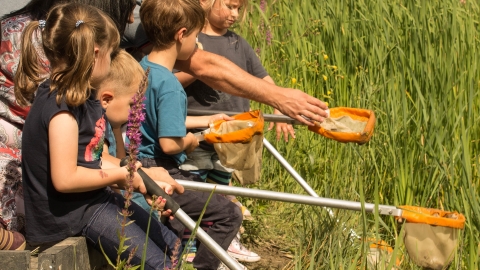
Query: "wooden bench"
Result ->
[[0, 237, 110, 270]]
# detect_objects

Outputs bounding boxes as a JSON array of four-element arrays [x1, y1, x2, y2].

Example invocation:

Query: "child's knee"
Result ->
[[228, 200, 243, 226]]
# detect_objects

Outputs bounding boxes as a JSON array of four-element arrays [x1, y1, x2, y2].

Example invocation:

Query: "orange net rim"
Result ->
[[309, 107, 376, 144], [204, 110, 264, 144], [398, 205, 465, 229]]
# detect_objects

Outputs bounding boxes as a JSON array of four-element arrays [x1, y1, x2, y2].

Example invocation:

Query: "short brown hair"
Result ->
[[99, 50, 145, 96], [140, 0, 205, 50]]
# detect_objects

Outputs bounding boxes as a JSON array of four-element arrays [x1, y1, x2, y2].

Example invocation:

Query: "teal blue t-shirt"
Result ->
[[138, 56, 187, 164]]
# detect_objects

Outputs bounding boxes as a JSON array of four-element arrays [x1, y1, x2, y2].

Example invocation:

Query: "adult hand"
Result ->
[[142, 167, 185, 194], [273, 88, 329, 126]]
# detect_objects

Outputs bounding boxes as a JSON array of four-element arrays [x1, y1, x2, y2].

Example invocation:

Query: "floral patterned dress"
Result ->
[[0, 14, 49, 231]]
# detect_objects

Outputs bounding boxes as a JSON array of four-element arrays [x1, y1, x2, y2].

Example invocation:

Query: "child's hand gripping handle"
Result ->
[[120, 158, 180, 214]]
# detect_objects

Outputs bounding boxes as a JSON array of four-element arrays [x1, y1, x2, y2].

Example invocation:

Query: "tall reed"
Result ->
[[235, 0, 480, 268]]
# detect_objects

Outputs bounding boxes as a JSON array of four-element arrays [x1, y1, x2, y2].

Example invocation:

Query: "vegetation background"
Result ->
[[228, 0, 480, 269]]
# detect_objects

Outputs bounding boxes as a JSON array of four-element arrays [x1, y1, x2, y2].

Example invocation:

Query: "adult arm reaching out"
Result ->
[[122, 4, 328, 125], [174, 48, 329, 125]]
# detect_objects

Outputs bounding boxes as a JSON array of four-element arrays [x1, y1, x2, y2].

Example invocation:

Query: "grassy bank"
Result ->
[[234, 0, 480, 268]]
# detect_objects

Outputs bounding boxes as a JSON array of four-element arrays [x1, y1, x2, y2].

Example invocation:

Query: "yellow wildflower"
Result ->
[[327, 90, 332, 95], [323, 54, 328, 61], [323, 75, 327, 81], [291, 78, 297, 85], [325, 102, 329, 107]]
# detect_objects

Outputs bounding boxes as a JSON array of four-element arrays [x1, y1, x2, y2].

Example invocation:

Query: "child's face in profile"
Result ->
[[208, 0, 242, 30], [107, 93, 135, 129], [103, 80, 139, 129]]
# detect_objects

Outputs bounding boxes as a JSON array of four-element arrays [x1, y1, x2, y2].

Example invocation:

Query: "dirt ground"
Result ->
[[181, 237, 294, 270], [242, 239, 294, 270]]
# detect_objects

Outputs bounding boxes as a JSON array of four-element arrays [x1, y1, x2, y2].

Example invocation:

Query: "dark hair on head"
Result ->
[[140, 0, 205, 50], [2, 0, 135, 36], [14, 3, 120, 107], [1, 0, 66, 20], [82, 0, 136, 36]]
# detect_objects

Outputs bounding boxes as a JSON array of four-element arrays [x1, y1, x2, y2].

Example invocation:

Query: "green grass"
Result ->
[[231, 0, 480, 268]]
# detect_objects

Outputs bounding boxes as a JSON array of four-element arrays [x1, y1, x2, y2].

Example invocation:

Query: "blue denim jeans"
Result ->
[[83, 191, 182, 270]]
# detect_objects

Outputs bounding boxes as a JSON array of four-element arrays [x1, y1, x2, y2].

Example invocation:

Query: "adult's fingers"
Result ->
[[276, 89, 328, 125]]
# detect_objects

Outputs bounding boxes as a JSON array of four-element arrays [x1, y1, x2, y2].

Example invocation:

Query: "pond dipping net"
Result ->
[[399, 206, 465, 270], [308, 107, 376, 144], [203, 110, 264, 170]]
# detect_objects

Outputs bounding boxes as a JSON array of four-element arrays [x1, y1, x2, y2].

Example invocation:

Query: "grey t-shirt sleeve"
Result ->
[[238, 35, 269, 79], [121, 4, 149, 48]]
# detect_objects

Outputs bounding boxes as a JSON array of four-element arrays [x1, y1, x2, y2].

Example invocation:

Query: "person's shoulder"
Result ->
[[35, 80, 53, 101], [144, 65, 181, 93], [2, 14, 32, 23], [227, 30, 248, 44], [163, 72, 184, 91], [140, 55, 170, 71], [1, 13, 32, 33], [28, 80, 65, 118], [141, 56, 172, 77], [226, 30, 242, 38], [226, 29, 239, 36], [139, 55, 151, 69]]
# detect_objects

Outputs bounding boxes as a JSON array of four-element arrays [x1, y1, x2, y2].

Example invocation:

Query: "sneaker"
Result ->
[[0, 227, 26, 250], [226, 195, 253, 221], [217, 258, 248, 270], [227, 233, 260, 263]]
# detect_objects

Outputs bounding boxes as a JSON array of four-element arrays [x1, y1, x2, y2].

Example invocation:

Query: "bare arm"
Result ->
[[159, 133, 198, 155], [185, 116, 211, 129], [262, 75, 296, 142], [175, 71, 197, 88], [101, 132, 185, 194], [49, 112, 146, 194], [174, 48, 329, 125], [185, 114, 234, 129]]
